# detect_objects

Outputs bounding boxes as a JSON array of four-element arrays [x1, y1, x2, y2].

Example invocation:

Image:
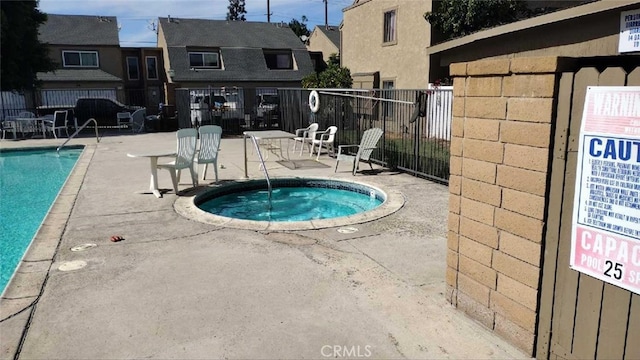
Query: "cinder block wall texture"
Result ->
[[447, 57, 562, 355]]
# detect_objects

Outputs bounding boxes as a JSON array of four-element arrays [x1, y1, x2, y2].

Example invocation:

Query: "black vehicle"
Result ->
[[255, 94, 279, 124], [74, 97, 139, 127]]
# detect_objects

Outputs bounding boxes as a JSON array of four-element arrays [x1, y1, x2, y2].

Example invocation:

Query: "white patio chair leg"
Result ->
[[213, 160, 219, 183], [168, 169, 179, 193], [315, 140, 324, 161], [189, 166, 197, 188], [201, 163, 208, 180]]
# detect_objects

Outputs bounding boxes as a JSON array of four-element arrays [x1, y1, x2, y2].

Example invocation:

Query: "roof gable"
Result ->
[[39, 14, 120, 46]]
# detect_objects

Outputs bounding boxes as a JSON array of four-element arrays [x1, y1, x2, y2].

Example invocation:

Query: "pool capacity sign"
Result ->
[[571, 86, 640, 294]]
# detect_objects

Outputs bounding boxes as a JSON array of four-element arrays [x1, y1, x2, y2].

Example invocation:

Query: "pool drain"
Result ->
[[58, 260, 87, 271], [337, 227, 359, 234], [71, 243, 97, 252]]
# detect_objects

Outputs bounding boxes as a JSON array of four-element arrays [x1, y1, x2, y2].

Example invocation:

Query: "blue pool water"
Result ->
[[198, 186, 383, 222], [0, 147, 82, 294]]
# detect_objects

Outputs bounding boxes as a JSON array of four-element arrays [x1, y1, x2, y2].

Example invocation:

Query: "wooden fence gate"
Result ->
[[537, 60, 640, 359]]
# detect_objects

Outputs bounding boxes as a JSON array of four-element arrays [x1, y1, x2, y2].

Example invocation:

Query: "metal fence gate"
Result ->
[[537, 60, 640, 359]]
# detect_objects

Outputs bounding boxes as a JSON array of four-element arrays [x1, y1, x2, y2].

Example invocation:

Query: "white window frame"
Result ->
[[126, 56, 140, 80], [188, 51, 220, 69], [383, 9, 397, 44], [62, 50, 99, 68], [145, 56, 158, 80]]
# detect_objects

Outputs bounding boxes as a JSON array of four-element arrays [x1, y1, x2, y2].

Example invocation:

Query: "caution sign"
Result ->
[[571, 86, 640, 294]]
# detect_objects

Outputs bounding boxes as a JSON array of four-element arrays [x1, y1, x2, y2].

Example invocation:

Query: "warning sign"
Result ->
[[571, 86, 640, 294]]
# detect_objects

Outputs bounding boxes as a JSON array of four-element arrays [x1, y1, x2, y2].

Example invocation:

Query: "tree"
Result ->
[[1, 1, 56, 90], [424, 0, 528, 41], [289, 16, 310, 39], [226, 0, 246, 21], [302, 54, 352, 88]]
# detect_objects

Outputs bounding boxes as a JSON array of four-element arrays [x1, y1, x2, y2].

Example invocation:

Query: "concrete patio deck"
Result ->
[[0, 131, 529, 359]]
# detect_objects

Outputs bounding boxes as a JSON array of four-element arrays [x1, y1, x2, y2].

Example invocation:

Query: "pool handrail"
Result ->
[[56, 118, 100, 155], [249, 135, 273, 208]]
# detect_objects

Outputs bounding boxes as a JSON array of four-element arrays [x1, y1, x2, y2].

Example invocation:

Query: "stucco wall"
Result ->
[[341, 0, 432, 89], [47, 45, 124, 79], [447, 57, 563, 355], [307, 28, 340, 63]]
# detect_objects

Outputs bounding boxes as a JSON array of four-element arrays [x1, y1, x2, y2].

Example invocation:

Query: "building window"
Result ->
[[146, 56, 158, 80], [263, 50, 293, 70], [188, 51, 220, 68], [62, 51, 98, 67], [126, 57, 140, 80], [383, 10, 396, 43]]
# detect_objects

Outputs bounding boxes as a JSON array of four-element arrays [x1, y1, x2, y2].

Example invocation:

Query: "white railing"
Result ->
[[56, 118, 100, 155], [249, 135, 273, 208]]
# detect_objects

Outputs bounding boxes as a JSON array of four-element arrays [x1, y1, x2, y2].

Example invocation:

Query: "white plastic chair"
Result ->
[[131, 108, 146, 133], [311, 126, 338, 160], [292, 122, 318, 156], [334, 127, 384, 175], [117, 111, 133, 132], [17, 111, 36, 133], [157, 128, 198, 194], [1, 119, 16, 140], [18, 111, 35, 118], [195, 125, 222, 183], [44, 110, 68, 138]]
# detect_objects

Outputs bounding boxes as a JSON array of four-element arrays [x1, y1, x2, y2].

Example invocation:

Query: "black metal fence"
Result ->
[[172, 87, 452, 183], [277, 88, 452, 184], [174, 87, 285, 135], [172, 87, 451, 183]]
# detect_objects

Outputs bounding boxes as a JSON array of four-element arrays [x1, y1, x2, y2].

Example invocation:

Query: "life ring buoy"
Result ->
[[309, 90, 320, 113]]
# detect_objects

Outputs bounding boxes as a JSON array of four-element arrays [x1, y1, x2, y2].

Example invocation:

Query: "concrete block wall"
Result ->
[[446, 57, 561, 355]]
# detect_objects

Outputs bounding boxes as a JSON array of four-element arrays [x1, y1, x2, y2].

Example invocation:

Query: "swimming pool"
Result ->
[[0, 147, 82, 295]]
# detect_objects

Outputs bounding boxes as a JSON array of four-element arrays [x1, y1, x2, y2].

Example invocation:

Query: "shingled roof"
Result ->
[[317, 26, 341, 48], [159, 18, 314, 82], [159, 18, 308, 49], [39, 14, 120, 46], [37, 69, 122, 82]]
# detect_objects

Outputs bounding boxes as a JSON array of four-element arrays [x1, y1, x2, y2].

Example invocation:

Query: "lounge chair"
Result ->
[[311, 126, 338, 160], [157, 128, 198, 194], [334, 127, 384, 175], [195, 125, 222, 183], [292, 122, 318, 156]]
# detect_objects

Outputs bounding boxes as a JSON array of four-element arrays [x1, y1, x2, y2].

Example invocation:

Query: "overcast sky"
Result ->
[[38, 0, 350, 47]]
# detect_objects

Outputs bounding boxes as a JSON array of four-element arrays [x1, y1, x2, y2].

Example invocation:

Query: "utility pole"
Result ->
[[324, 0, 328, 28], [267, 0, 271, 22]]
